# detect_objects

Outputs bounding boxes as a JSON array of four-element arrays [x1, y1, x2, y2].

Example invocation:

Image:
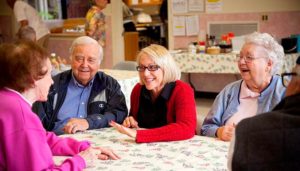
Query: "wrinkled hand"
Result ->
[[122, 116, 139, 128], [217, 125, 235, 141], [78, 147, 99, 167], [110, 121, 137, 138], [63, 118, 89, 134], [93, 147, 120, 160]]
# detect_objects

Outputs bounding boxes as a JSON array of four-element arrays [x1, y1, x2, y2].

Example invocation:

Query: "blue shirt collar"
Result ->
[[71, 73, 94, 88]]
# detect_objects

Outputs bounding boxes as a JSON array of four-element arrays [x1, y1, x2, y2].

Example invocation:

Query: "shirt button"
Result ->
[[81, 102, 84, 105]]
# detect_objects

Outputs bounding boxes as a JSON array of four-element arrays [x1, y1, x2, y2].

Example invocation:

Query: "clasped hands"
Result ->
[[216, 124, 236, 141], [109, 116, 138, 138]]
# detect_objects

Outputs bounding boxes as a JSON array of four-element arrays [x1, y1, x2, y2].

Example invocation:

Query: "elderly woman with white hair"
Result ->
[[110, 44, 197, 143], [201, 32, 286, 141]]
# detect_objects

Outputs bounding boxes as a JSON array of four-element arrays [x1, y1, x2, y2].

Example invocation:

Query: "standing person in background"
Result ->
[[7, 0, 50, 47], [0, 41, 119, 171], [110, 44, 196, 143], [85, 0, 108, 47]]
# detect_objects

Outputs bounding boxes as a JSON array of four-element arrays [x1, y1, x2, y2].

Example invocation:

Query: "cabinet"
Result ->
[[124, 32, 139, 61]]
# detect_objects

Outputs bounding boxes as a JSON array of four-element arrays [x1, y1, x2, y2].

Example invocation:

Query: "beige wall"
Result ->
[[221, 0, 300, 13], [168, 0, 300, 49]]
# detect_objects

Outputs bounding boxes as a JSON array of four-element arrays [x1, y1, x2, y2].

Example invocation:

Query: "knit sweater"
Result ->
[[130, 80, 196, 143]]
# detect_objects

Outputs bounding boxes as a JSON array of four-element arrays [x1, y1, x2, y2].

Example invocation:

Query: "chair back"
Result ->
[[113, 61, 137, 71]]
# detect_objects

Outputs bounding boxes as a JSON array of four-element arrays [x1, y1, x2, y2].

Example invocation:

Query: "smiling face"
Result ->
[[238, 43, 273, 90], [138, 53, 164, 96], [71, 44, 100, 86]]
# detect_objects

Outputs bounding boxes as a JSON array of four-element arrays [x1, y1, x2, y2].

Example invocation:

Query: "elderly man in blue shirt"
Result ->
[[33, 36, 127, 135]]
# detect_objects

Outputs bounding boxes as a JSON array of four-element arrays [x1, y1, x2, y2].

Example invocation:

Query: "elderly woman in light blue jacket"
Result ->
[[200, 32, 286, 141]]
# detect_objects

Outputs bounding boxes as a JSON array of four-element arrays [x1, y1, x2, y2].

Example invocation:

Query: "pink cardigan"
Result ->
[[130, 80, 197, 143], [0, 89, 90, 170]]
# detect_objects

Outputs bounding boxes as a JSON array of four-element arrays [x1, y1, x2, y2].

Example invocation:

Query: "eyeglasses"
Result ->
[[235, 55, 266, 63], [281, 72, 297, 87], [136, 64, 160, 72]]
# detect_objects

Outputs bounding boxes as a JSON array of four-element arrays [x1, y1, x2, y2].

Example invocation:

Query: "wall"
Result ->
[[169, 0, 300, 49]]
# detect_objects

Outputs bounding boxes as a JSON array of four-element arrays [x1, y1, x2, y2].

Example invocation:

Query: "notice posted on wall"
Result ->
[[173, 16, 186, 36], [206, 0, 223, 12], [186, 15, 199, 36]]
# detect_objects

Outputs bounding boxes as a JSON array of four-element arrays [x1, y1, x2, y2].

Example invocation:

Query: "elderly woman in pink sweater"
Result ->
[[0, 41, 119, 170]]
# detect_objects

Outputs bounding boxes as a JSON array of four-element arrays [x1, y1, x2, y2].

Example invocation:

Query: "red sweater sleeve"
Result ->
[[134, 81, 197, 143]]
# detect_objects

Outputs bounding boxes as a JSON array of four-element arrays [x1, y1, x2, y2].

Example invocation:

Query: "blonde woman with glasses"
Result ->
[[201, 32, 286, 141], [110, 44, 197, 143]]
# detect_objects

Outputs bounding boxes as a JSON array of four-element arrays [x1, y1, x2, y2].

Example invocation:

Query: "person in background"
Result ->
[[7, 0, 49, 47], [228, 56, 300, 171], [0, 41, 119, 170], [110, 44, 196, 143], [85, 0, 108, 47], [16, 25, 36, 41], [201, 32, 286, 141], [33, 36, 127, 135]]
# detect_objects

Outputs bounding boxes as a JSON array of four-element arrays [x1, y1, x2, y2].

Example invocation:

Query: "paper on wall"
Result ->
[[172, 0, 188, 14], [186, 15, 199, 36], [173, 16, 186, 36]]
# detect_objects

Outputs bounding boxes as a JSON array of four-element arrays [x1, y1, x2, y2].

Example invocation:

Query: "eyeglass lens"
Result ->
[[136, 65, 160, 72]]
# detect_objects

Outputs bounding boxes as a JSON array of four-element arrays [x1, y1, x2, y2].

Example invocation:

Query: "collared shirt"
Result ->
[[53, 74, 94, 134], [137, 82, 176, 128], [226, 81, 260, 126]]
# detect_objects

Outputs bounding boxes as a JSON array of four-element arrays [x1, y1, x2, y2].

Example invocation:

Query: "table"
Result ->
[[101, 69, 139, 110], [173, 53, 300, 92], [55, 128, 230, 171], [173, 53, 299, 74]]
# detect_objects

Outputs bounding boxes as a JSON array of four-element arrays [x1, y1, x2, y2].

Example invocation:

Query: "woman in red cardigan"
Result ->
[[110, 44, 196, 143]]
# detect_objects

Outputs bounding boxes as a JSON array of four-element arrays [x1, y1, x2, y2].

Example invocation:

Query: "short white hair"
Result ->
[[69, 36, 103, 61], [244, 32, 284, 75]]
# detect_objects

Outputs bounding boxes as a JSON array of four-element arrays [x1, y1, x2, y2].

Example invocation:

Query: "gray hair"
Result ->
[[69, 36, 103, 61], [244, 32, 284, 75], [136, 44, 181, 85]]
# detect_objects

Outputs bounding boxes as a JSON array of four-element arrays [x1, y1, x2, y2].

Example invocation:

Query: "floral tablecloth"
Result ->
[[55, 128, 229, 171], [173, 53, 300, 74], [101, 69, 139, 110]]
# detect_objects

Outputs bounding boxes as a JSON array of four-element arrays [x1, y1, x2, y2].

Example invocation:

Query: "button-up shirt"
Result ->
[[53, 74, 94, 135]]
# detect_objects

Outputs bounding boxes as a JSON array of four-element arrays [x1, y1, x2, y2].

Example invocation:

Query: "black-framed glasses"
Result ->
[[235, 55, 266, 63], [281, 72, 297, 87], [136, 65, 160, 72]]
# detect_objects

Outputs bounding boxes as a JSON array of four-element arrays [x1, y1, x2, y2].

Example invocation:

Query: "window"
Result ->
[[28, 0, 62, 20]]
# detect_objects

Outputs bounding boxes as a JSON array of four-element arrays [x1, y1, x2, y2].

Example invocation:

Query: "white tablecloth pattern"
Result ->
[[173, 53, 300, 74], [55, 128, 230, 171], [101, 69, 139, 110]]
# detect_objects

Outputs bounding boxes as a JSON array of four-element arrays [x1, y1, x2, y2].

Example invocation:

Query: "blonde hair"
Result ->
[[136, 44, 181, 85]]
